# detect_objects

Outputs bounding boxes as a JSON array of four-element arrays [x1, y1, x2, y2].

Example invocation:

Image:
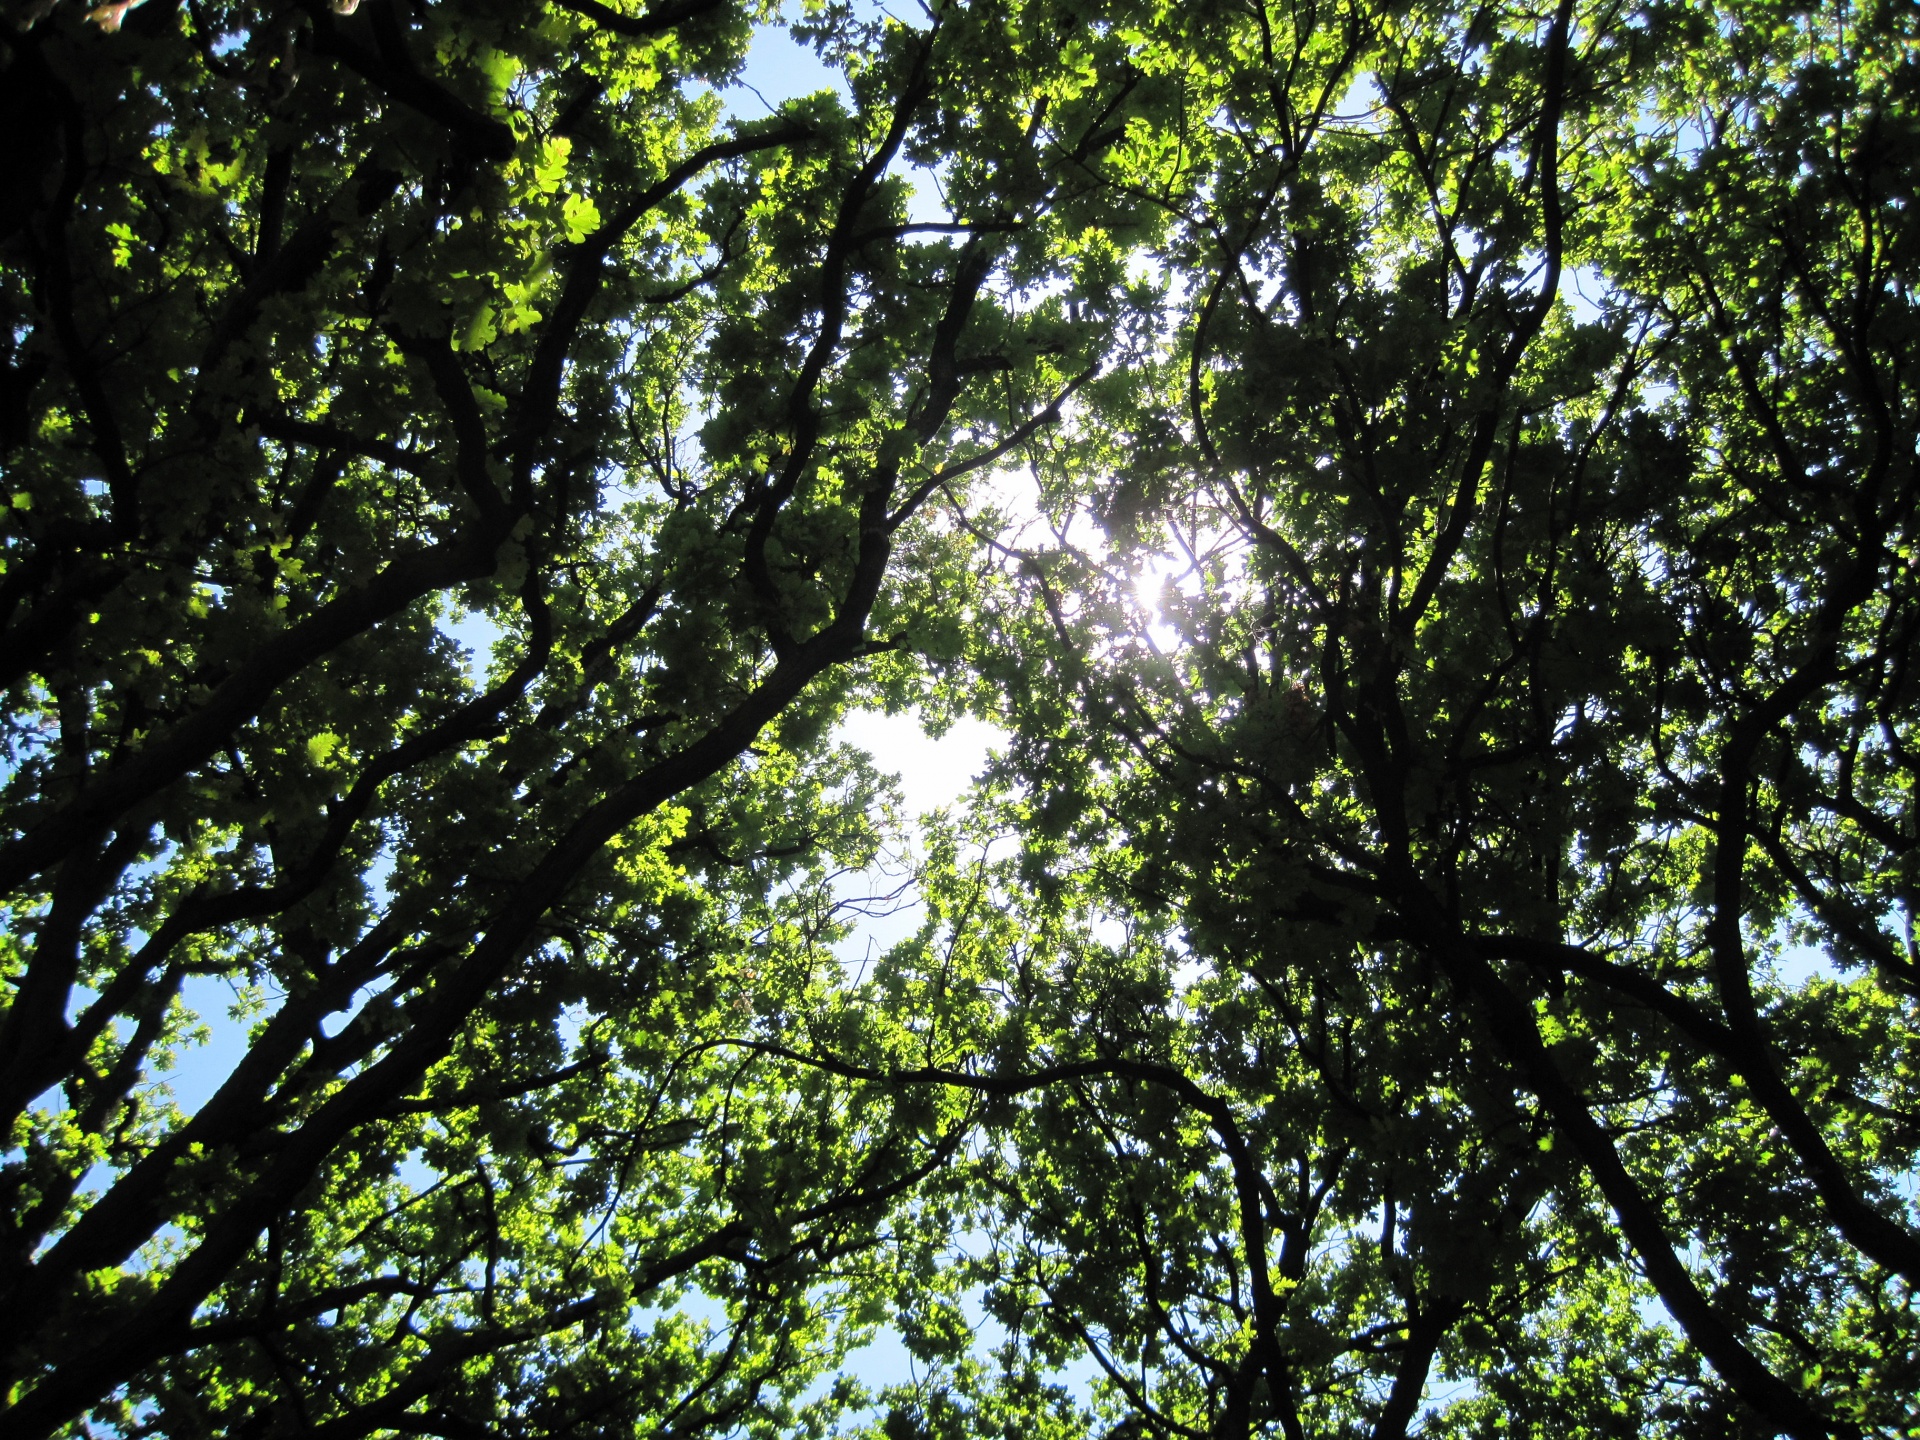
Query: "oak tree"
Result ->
[[814, 1, 1920, 1436], [0, 0, 1136, 1433]]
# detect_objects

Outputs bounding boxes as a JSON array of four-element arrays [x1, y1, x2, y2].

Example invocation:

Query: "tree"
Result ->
[[0, 0, 1144, 1433], [7, 0, 1917, 1437], [843, 0, 1917, 1435]]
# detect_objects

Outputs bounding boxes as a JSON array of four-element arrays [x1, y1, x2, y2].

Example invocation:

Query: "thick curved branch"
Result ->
[[549, 0, 727, 38], [300, 1, 516, 162]]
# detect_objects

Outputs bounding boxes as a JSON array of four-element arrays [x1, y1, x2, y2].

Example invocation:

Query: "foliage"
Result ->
[[3, 0, 1917, 1437]]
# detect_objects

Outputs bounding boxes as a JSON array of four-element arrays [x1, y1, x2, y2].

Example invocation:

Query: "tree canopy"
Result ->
[[1, 0, 1915, 1437]]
